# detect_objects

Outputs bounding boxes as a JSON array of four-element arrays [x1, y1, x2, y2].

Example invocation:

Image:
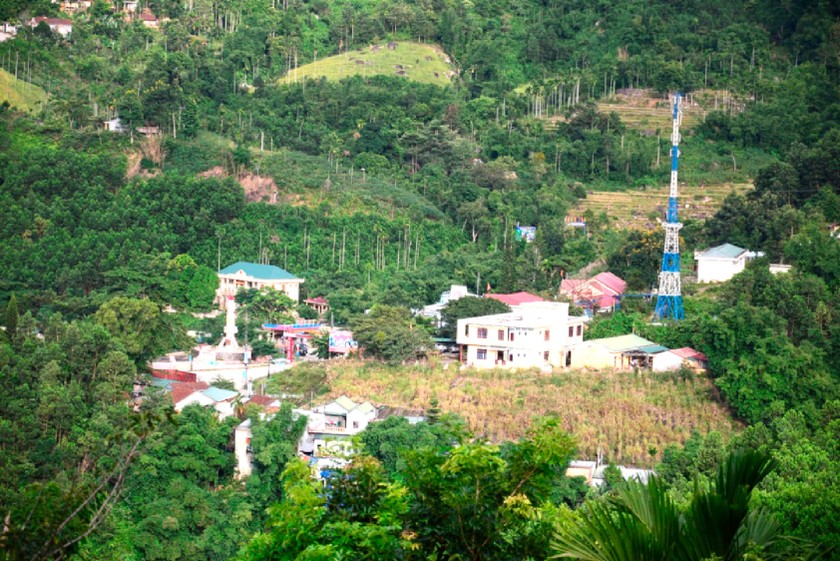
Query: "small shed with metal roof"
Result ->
[[573, 334, 679, 370], [694, 243, 763, 283]]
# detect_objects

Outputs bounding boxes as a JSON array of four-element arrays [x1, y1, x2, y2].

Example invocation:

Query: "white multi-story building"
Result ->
[[456, 302, 586, 370], [234, 395, 377, 480], [216, 261, 304, 305]]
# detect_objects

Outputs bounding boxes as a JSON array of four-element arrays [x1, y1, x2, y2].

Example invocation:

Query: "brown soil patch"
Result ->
[[198, 165, 226, 178], [126, 152, 142, 179], [240, 173, 278, 203]]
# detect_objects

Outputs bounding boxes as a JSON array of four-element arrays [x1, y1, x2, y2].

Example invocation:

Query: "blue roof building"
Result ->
[[217, 261, 304, 304]]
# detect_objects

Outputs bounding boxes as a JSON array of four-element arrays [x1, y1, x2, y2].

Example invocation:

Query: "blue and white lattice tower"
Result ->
[[654, 93, 685, 321]]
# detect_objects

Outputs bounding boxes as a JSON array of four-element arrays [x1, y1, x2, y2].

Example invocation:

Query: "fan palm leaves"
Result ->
[[553, 449, 813, 561]]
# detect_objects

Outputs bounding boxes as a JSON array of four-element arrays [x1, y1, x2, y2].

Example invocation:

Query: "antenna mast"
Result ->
[[654, 93, 685, 321]]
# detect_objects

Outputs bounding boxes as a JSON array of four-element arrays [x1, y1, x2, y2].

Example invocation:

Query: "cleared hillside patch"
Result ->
[[280, 42, 457, 86], [568, 183, 752, 230], [268, 360, 740, 467], [0, 68, 47, 113]]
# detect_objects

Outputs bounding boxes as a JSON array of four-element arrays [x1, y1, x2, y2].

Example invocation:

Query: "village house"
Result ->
[[573, 334, 682, 371], [566, 460, 598, 484], [565, 460, 655, 487], [51, 0, 93, 15], [303, 296, 329, 316], [418, 284, 473, 328], [560, 271, 627, 314], [694, 243, 763, 283], [456, 301, 586, 370], [234, 395, 378, 479], [670, 347, 709, 372], [103, 116, 127, 133], [243, 394, 281, 413], [299, 396, 377, 456], [173, 384, 239, 419], [217, 261, 304, 305], [769, 263, 792, 275], [29, 16, 73, 37], [139, 11, 159, 28], [0, 23, 18, 42]]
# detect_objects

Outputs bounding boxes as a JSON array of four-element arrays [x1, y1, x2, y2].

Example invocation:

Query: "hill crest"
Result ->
[[280, 42, 458, 86]]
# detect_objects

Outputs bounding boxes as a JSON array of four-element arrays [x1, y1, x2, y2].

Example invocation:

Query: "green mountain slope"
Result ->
[[279, 42, 457, 86], [0, 68, 47, 112]]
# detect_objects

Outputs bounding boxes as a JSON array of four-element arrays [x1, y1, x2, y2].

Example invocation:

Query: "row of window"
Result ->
[[476, 349, 553, 362], [467, 325, 581, 339]]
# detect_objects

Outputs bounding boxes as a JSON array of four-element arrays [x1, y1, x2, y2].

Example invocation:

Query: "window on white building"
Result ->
[[477, 328, 488, 339], [477, 348, 487, 360]]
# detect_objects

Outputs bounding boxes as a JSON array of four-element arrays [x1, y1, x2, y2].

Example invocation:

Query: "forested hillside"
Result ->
[[1, 0, 839, 559]]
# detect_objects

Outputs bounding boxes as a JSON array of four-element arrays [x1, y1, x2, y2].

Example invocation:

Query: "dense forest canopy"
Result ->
[[0, 0, 839, 558]]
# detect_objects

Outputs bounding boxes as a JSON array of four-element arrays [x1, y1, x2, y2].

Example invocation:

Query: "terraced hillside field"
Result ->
[[279, 42, 457, 86], [267, 361, 741, 468], [0, 68, 47, 112], [540, 88, 744, 133], [568, 183, 752, 230]]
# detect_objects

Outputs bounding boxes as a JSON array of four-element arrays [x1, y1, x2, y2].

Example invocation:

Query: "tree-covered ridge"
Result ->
[[0, 0, 838, 558]]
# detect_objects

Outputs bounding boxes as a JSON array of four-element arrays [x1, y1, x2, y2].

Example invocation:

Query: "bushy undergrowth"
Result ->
[[287, 360, 740, 467]]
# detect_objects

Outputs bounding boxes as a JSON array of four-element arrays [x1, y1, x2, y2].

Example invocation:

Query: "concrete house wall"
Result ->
[[457, 302, 585, 370]]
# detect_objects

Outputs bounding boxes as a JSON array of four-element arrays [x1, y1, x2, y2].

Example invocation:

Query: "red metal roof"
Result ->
[[170, 381, 209, 404], [485, 291, 544, 306], [561, 272, 626, 309], [33, 16, 73, 25], [247, 395, 280, 407], [592, 272, 627, 294], [560, 279, 585, 292], [671, 347, 708, 362], [304, 296, 328, 304]]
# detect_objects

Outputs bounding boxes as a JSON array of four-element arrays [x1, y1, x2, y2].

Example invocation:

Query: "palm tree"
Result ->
[[553, 449, 820, 561]]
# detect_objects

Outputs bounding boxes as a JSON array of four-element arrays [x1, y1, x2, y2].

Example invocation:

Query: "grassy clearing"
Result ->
[[268, 360, 740, 467], [255, 149, 446, 220], [279, 42, 456, 86], [597, 89, 740, 132], [0, 68, 47, 113], [568, 182, 752, 230]]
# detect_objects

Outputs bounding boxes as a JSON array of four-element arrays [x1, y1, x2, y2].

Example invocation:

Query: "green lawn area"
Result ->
[[279, 42, 457, 86], [0, 68, 47, 113]]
